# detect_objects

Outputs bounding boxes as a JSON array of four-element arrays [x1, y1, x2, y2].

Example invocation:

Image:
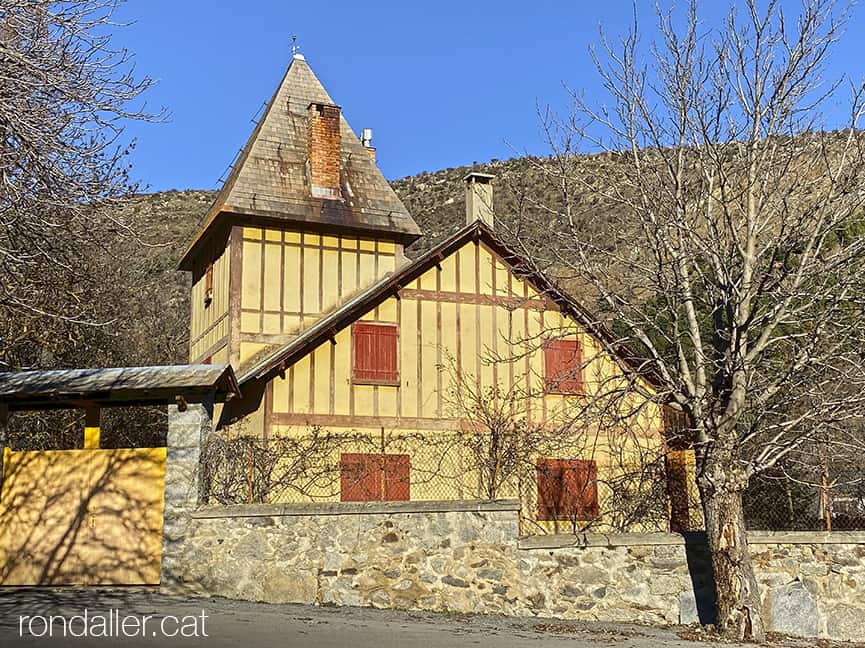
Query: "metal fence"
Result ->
[[200, 430, 696, 535], [200, 431, 865, 533], [744, 466, 865, 531]]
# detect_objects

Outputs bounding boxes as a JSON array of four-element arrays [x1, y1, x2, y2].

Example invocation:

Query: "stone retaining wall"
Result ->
[[161, 404, 865, 641]]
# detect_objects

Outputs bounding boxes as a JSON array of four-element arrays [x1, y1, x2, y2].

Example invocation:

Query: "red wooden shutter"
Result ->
[[352, 323, 398, 383], [536, 458, 598, 520], [340, 453, 382, 501], [537, 459, 567, 520], [568, 459, 599, 519], [543, 339, 582, 393], [384, 454, 410, 501]]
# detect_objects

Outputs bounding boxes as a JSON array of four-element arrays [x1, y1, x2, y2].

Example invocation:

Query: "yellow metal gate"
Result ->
[[0, 447, 166, 585]]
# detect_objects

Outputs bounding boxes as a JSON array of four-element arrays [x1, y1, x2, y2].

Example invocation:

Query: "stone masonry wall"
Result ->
[[162, 500, 865, 641], [161, 406, 865, 642]]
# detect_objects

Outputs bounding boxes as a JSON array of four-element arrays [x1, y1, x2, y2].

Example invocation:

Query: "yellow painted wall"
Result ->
[[189, 237, 231, 363], [0, 447, 166, 586], [216, 238, 678, 531], [188, 223, 405, 370], [267, 241, 663, 430], [237, 227, 399, 365]]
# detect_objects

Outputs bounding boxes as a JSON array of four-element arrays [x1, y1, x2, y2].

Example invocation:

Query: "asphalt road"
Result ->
[[0, 588, 785, 648]]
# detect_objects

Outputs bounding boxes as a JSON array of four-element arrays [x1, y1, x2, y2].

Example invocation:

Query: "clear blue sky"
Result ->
[[112, 1, 865, 192]]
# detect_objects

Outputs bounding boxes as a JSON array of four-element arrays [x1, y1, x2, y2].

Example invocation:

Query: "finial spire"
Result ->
[[291, 35, 305, 61]]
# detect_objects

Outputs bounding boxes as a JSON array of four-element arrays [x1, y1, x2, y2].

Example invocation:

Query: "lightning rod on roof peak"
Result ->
[[291, 35, 305, 61]]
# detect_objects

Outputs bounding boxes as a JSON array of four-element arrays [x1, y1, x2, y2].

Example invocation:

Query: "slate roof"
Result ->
[[0, 364, 240, 411], [238, 221, 660, 388], [180, 55, 421, 269]]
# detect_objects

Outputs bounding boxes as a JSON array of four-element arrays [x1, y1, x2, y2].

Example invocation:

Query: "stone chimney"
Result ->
[[308, 102, 341, 198], [464, 172, 495, 228]]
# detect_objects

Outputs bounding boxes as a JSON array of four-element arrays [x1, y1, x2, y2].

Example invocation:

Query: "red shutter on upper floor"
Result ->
[[536, 458, 599, 521], [543, 339, 583, 394], [339, 453, 411, 502], [352, 323, 399, 384]]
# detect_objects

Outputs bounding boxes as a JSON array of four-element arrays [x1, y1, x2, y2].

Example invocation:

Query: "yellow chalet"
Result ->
[[180, 53, 693, 533]]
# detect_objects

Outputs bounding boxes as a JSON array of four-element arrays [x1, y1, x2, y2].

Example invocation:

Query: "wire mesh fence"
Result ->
[[200, 427, 706, 535], [200, 425, 865, 534], [744, 462, 865, 532]]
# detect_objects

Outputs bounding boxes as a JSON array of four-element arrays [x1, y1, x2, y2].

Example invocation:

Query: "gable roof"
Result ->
[[179, 55, 421, 270], [238, 220, 659, 388]]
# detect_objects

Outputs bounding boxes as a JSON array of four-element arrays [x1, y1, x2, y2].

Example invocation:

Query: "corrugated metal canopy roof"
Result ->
[[0, 364, 239, 411]]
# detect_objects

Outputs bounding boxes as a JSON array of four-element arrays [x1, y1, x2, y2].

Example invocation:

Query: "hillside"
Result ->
[[106, 157, 553, 369]]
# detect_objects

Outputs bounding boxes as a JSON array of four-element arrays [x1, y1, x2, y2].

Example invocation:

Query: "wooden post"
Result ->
[[821, 455, 832, 532], [0, 403, 8, 498], [84, 405, 101, 450]]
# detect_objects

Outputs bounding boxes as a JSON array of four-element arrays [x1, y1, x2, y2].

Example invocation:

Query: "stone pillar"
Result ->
[[161, 397, 213, 590]]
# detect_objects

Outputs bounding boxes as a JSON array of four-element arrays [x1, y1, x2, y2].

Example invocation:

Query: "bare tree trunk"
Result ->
[[699, 473, 765, 642]]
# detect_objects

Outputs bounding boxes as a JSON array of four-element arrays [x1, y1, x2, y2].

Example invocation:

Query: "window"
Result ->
[[340, 453, 410, 502], [543, 339, 582, 394], [204, 263, 214, 308], [536, 458, 599, 521], [352, 322, 399, 384]]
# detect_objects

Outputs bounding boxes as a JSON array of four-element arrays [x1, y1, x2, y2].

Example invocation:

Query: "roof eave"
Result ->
[[178, 207, 422, 271], [0, 364, 241, 412]]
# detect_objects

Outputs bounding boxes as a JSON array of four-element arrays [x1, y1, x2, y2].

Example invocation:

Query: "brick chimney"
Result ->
[[464, 172, 495, 228], [308, 102, 341, 198]]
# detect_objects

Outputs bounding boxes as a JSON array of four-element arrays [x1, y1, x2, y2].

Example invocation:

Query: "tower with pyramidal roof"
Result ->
[[180, 52, 421, 372]]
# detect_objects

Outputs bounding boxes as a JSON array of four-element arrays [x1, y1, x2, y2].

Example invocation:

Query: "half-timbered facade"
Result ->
[[180, 53, 693, 532]]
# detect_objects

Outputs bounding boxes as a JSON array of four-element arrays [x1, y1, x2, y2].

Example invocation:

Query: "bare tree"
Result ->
[[439, 354, 673, 533], [0, 0, 159, 371], [507, 0, 865, 639], [439, 354, 551, 500]]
